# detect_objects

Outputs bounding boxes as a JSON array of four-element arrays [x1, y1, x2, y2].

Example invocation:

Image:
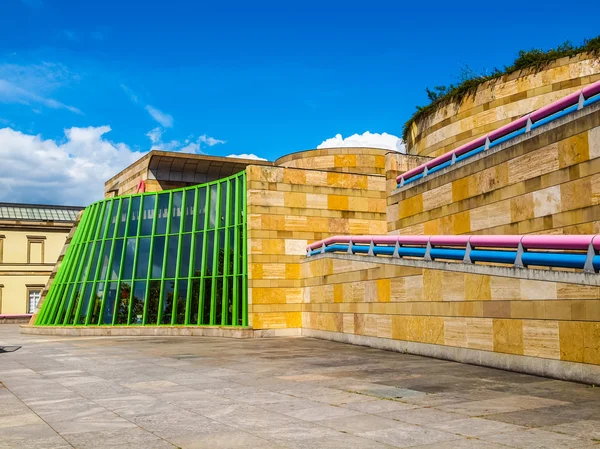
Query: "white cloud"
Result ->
[[0, 62, 82, 114], [317, 131, 405, 153], [226, 153, 267, 161], [145, 105, 173, 128], [198, 134, 226, 146], [0, 126, 143, 205], [145, 128, 224, 155]]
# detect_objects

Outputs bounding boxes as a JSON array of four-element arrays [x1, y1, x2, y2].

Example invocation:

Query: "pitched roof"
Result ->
[[0, 202, 84, 222]]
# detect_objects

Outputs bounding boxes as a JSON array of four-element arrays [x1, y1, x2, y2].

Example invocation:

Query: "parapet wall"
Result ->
[[405, 54, 600, 158], [275, 147, 388, 175], [389, 101, 600, 236], [302, 255, 600, 383]]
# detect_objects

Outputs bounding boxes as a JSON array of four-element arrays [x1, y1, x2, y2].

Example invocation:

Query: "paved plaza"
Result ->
[[2, 325, 600, 448]]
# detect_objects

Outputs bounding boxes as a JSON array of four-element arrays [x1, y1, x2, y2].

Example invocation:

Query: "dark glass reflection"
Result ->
[[161, 280, 175, 324], [117, 198, 130, 237], [115, 282, 132, 325], [170, 191, 182, 234], [127, 197, 141, 236], [184, 189, 195, 232], [179, 234, 191, 277], [121, 238, 136, 280], [101, 283, 118, 325], [136, 238, 151, 278], [140, 195, 156, 236], [130, 281, 146, 324], [156, 194, 169, 235], [151, 236, 165, 278]]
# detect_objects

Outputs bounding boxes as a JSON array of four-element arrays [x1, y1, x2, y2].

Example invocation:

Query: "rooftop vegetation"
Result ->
[[402, 35, 600, 143]]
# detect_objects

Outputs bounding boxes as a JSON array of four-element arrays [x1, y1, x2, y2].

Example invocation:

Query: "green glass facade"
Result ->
[[36, 171, 247, 327]]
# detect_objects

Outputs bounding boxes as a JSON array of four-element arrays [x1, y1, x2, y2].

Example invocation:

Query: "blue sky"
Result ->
[[0, 0, 598, 204]]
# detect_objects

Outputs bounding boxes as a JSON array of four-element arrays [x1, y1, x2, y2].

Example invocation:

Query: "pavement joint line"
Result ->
[[0, 371, 76, 448]]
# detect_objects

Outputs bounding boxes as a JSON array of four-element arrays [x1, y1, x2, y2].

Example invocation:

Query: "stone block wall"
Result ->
[[405, 54, 600, 157], [275, 148, 388, 175], [246, 165, 387, 329], [302, 256, 600, 375], [389, 105, 600, 236]]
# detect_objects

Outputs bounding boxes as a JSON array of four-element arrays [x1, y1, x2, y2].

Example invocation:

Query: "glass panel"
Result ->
[[140, 195, 156, 236], [220, 181, 228, 227], [209, 184, 218, 228], [166, 235, 179, 278], [135, 238, 151, 279], [117, 198, 130, 237], [130, 281, 146, 325], [98, 203, 111, 239], [127, 197, 141, 236], [106, 199, 120, 237], [110, 239, 124, 280], [170, 191, 183, 234], [98, 241, 113, 281], [214, 277, 223, 324], [79, 242, 93, 281], [101, 283, 118, 325], [115, 281, 132, 325], [161, 280, 175, 324], [218, 229, 225, 275], [146, 280, 161, 324], [205, 230, 215, 276], [57, 284, 74, 324], [193, 232, 204, 276], [230, 179, 237, 223], [121, 238, 136, 280], [151, 236, 165, 278], [190, 278, 200, 325], [156, 194, 170, 235], [86, 244, 102, 283], [184, 189, 195, 232], [89, 283, 104, 324], [179, 234, 192, 278], [175, 280, 187, 324], [77, 283, 93, 324], [201, 278, 212, 324], [196, 187, 206, 231]]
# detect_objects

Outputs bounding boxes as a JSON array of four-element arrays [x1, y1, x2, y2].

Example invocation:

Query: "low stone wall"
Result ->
[[301, 255, 600, 383], [389, 99, 600, 236], [20, 325, 300, 338]]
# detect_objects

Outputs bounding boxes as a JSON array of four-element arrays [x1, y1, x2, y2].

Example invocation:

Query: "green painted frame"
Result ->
[[36, 171, 248, 327]]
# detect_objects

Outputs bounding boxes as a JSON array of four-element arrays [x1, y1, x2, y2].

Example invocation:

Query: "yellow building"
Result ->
[[0, 203, 83, 317]]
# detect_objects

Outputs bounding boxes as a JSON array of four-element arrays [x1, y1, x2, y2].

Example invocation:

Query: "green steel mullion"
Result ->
[[157, 192, 173, 325], [185, 187, 199, 325], [112, 198, 129, 325], [232, 176, 240, 326], [66, 201, 106, 325], [98, 199, 122, 325], [84, 199, 114, 325], [41, 206, 91, 324], [171, 191, 186, 325], [58, 204, 98, 325], [109, 198, 127, 325], [198, 185, 211, 324], [209, 182, 221, 325], [221, 180, 232, 325], [242, 173, 248, 326], [142, 193, 160, 325], [124, 196, 144, 325]]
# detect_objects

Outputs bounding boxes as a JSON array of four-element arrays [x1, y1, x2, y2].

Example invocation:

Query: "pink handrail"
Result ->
[[396, 79, 600, 185], [307, 234, 599, 252]]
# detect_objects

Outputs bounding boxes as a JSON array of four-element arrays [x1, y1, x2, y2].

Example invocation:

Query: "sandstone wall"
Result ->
[[389, 105, 600, 236], [405, 54, 600, 158], [303, 256, 600, 371], [275, 148, 388, 175], [246, 165, 387, 329]]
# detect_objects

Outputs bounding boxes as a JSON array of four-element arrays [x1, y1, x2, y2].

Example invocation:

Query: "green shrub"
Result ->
[[403, 35, 600, 143]]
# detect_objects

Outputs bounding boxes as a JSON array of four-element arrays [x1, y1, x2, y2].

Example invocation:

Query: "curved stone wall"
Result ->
[[406, 53, 600, 157], [275, 147, 388, 174]]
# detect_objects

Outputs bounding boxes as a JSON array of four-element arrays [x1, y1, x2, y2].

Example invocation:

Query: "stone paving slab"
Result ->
[[1, 324, 600, 448]]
